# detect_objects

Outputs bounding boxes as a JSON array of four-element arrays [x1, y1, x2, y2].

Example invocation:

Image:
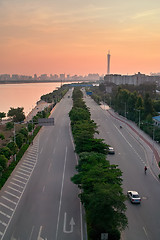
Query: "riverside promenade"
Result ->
[[24, 100, 51, 122]]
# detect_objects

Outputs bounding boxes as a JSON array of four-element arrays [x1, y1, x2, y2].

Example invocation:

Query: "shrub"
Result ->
[[7, 141, 18, 155], [0, 133, 5, 140], [0, 155, 8, 170], [0, 147, 12, 160], [6, 122, 14, 130]]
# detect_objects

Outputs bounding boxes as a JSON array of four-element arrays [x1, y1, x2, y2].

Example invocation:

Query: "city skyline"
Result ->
[[1, 0, 160, 76]]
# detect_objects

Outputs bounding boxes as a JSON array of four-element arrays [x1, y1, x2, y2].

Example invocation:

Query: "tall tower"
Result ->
[[107, 50, 111, 74]]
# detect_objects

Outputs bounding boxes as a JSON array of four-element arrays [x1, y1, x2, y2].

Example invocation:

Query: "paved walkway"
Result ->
[[24, 100, 51, 122]]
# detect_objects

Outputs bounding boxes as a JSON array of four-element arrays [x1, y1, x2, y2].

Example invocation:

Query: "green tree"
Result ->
[[19, 127, 28, 139], [27, 122, 34, 132], [69, 108, 90, 122], [0, 112, 6, 121], [0, 155, 8, 170], [72, 120, 98, 140], [0, 133, 5, 140], [7, 141, 18, 155], [7, 107, 25, 122], [72, 163, 127, 239], [127, 92, 137, 120], [16, 133, 25, 148], [6, 122, 14, 130], [0, 147, 12, 160], [144, 93, 154, 118]]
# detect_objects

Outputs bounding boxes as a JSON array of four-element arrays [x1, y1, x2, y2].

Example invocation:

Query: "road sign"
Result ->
[[38, 118, 54, 126], [86, 91, 92, 95], [101, 233, 108, 240]]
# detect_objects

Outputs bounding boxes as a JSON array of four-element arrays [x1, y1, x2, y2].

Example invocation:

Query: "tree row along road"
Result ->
[[0, 89, 86, 240], [83, 91, 160, 240]]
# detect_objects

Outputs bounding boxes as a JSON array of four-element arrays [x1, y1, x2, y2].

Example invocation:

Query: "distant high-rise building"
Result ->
[[107, 51, 111, 74]]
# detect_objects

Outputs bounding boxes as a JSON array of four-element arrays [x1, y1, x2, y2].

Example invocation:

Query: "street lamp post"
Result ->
[[14, 122, 17, 161], [124, 102, 126, 118], [152, 125, 155, 165], [135, 109, 141, 128]]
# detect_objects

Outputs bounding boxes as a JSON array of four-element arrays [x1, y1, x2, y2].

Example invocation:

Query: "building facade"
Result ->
[[104, 72, 159, 86]]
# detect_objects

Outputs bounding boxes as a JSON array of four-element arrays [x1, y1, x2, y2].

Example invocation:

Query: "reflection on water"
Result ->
[[0, 82, 63, 116]]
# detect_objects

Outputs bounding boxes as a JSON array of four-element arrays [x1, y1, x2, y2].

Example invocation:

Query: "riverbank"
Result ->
[[24, 100, 52, 122]]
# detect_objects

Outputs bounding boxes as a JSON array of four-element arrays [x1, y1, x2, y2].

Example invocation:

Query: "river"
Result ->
[[0, 82, 72, 117]]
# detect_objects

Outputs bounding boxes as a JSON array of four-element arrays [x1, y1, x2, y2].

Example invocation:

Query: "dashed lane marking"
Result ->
[[0, 221, 7, 227], [0, 211, 10, 219], [19, 167, 31, 174], [4, 191, 19, 199], [0, 202, 14, 211], [10, 182, 24, 189], [21, 165, 33, 170], [16, 171, 30, 177], [7, 186, 22, 194], [12, 178, 26, 185], [15, 174, 28, 181], [0, 140, 39, 239], [1, 196, 16, 205], [23, 160, 35, 166]]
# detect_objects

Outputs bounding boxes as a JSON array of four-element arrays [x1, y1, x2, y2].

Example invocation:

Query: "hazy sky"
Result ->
[[0, 0, 160, 75]]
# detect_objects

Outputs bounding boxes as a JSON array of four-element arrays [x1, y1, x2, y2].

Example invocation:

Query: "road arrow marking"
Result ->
[[37, 226, 47, 240], [63, 212, 75, 233]]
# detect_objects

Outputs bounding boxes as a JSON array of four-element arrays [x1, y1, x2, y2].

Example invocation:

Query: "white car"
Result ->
[[108, 147, 115, 154], [127, 191, 141, 204]]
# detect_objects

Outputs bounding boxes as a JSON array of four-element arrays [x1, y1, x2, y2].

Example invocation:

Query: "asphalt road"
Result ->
[[83, 92, 160, 240], [0, 89, 86, 240]]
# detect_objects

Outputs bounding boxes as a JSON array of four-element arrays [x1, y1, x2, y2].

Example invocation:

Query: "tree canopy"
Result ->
[[7, 107, 25, 122], [69, 87, 127, 240]]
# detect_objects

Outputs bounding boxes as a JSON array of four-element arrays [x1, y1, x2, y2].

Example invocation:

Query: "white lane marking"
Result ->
[[16, 171, 30, 177], [10, 182, 24, 189], [42, 186, 45, 192], [12, 178, 26, 185], [143, 226, 150, 240], [0, 210, 10, 218], [37, 226, 42, 239], [15, 174, 28, 181], [1, 138, 39, 240], [37, 225, 47, 240], [53, 148, 55, 154], [40, 147, 43, 155], [25, 157, 36, 162], [55, 146, 68, 240], [4, 191, 19, 199], [0, 220, 7, 227], [0, 231, 3, 236], [23, 160, 35, 165], [0, 202, 14, 211], [26, 152, 37, 157], [21, 164, 33, 170], [7, 186, 22, 194], [48, 163, 52, 172], [63, 212, 75, 233], [113, 123, 144, 163], [2, 196, 16, 205], [19, 167, 31, 174], [29, 226, 35, 240]]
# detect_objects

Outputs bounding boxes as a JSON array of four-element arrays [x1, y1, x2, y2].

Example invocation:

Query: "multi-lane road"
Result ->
[[83, 92, 160, 240], [0, 89, 86, 240], [1, 89, 160, 240]]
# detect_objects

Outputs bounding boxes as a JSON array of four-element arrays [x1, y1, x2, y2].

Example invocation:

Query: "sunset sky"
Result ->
[[0, 0, 160, 76]]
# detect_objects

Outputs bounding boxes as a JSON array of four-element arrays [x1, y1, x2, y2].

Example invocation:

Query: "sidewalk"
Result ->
[[24, 100, 51, 122]]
